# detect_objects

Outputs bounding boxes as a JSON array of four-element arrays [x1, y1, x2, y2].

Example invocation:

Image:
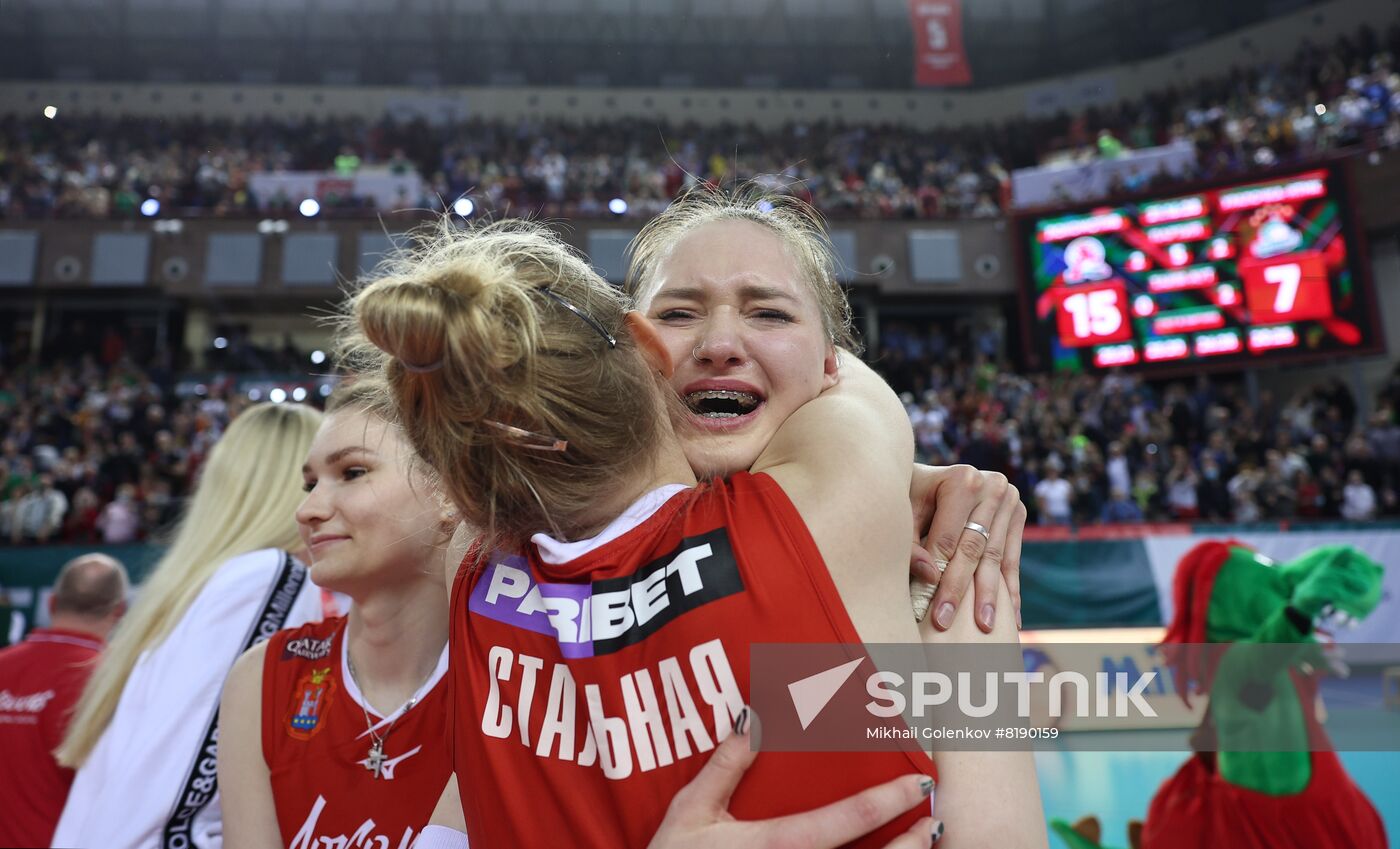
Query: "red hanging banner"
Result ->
[[909, 0, 972, 87]]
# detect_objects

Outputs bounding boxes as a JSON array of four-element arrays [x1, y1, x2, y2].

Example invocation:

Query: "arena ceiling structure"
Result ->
[[3, 0, 1320, 90]]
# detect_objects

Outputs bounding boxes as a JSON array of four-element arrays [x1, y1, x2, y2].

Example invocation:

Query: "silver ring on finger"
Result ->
[[964, 521, 991, 541]]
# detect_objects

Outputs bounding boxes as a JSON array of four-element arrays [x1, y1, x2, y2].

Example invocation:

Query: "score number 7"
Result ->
[[1263, 263, 1300, 313]]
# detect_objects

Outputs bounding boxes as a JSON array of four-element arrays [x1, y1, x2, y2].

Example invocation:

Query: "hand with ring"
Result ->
[[907, 464, 1026, 633]]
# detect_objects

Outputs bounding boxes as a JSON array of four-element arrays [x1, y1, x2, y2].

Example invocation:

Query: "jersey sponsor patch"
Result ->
[[290, 794, 418, 849], [282, 635, 333, 661], [286, 667, 337, 740], [469, 528, 744, 658], [0, 689, 56, 713]]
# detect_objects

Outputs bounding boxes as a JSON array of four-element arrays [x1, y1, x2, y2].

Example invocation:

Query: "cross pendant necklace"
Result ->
[[347, 640, 432, 781], [365, 738, 386, 779]]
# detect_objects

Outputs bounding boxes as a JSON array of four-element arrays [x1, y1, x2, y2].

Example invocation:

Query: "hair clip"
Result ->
[[399, 358, 444, 374], [539, 287, 617, 349], [484, 419, 568, 452]]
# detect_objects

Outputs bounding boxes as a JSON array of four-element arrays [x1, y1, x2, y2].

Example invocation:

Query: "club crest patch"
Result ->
[[286, 667, 336, 740]]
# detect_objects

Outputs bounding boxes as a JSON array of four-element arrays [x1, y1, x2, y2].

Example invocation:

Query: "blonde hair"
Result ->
[[56, 402, 322, 768], [325, 373, 397, 420], [346, 217, 676, 554], [624, 182, 861, 354]]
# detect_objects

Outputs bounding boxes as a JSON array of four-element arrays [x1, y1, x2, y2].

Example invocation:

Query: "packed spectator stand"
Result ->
[[2, 332, 1396, 547], [4, 16, 1400, 543], [0, 337, 310, 546], [4, 17, 1400, 222], [876, 322, 1400, 527]]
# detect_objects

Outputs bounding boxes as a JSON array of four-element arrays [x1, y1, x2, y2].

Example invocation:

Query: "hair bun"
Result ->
[[338, 216, 668, 554], [354, 253, 542, 414], [356, 279, 451, 375]]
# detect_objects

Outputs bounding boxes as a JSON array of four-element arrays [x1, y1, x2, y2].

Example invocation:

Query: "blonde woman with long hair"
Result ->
[[53, 402, 326, 849]]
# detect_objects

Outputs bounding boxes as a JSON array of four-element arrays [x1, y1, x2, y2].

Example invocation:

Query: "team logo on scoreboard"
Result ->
[[286, 667, 337, 740], [1249, 211, 1302, 258], [1062, 237, 1112, 283]]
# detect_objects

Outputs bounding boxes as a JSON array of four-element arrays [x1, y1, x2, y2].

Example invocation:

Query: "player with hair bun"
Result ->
[[349, 216, 1045, 848]]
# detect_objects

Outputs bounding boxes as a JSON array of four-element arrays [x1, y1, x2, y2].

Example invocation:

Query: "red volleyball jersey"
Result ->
[[262, 616, 451, 849], [451, 472, 936, 848], [0, 627, 103, 848]]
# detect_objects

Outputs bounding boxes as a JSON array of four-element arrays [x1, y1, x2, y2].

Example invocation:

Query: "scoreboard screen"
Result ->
[[1019, 167, 1383, 373]]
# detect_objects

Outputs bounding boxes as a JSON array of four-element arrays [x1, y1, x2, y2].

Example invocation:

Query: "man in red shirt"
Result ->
[[0, 553, 128, 848]]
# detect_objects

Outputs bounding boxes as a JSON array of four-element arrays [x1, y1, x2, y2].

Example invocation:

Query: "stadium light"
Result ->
[[1314, 104, 1326, 116], [43, 106, 57, 119], [213, 336, 228, 349], [141, 198, 161, 217], [319, 384, 333, 397], [608, 198, 628, 215], [310, 350, 326, 365], [248, 388, 262, 401], [300, 198, 321, 217], [292, 387, 308, 402], [453, 197, 475, 217], [269, 388, 287, 404]]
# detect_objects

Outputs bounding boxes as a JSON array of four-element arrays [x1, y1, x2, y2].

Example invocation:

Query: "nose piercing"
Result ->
[[692, 342, 704, 363]]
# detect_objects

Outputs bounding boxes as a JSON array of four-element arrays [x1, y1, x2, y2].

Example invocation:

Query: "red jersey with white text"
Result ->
[[262, 616, 451, 849], [0, 627, 103, 848], [451, 472, 936, 849]]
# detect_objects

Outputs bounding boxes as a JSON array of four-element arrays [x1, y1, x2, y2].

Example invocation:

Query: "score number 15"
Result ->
[[1055, 282, 1133, 347]]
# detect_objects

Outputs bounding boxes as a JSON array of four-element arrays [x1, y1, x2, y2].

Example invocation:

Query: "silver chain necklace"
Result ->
[[346, 652, 420, 780]]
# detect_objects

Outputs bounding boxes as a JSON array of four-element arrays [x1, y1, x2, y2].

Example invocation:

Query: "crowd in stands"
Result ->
[[5, 12, 1400, 538], [0, 331, 319, 546], [877, 321, 1400, 526], [1, 320, 1396, 547], [1050, 14, 1400, 200], [3, 18, 1400, 222]]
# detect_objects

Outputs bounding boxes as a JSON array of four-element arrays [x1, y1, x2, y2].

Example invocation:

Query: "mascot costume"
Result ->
[[1051, 541, 1387, 849]]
